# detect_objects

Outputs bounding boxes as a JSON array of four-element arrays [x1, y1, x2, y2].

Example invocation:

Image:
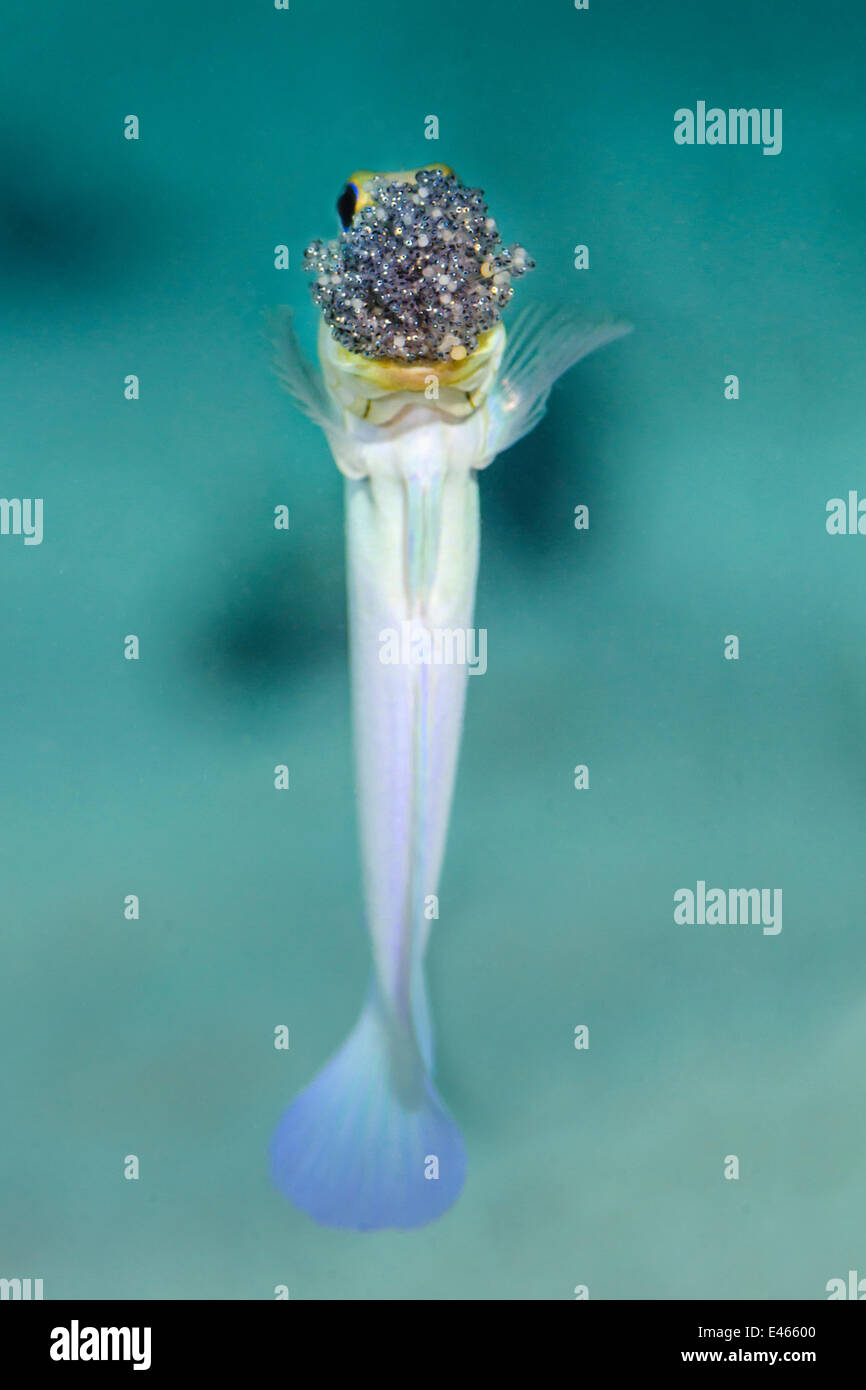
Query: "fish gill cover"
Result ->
[[303, 168, 534, 363]]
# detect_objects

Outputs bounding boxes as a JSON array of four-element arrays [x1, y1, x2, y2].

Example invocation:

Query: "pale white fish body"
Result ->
[[327, 319, 503, 1071], [343, 406, 487, 1052], [268, 301, 631, 1230]]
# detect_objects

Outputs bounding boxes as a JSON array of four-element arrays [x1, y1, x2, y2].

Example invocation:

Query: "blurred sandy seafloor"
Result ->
[[1, 0, 865, 1298]]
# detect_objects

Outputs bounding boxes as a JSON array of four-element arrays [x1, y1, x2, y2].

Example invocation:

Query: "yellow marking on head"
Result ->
[[347, 165, 455, 213]]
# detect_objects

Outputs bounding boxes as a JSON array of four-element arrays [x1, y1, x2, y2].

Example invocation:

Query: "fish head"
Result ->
[[336, 165, 455, 227], [305, 164, 533, 416]]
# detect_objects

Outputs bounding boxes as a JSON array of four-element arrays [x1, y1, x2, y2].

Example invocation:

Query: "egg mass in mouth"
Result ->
[[304, 167, 534, 363]]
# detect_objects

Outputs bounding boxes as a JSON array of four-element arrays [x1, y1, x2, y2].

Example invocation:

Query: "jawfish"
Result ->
[[268, 165, 629, 1230]]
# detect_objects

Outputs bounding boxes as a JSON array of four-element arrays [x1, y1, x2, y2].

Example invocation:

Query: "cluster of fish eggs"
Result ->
[[304, 169, 534, 363]]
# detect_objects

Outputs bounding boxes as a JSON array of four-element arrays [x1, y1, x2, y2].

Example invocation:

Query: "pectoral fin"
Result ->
[[489, 305, 632, 457], [265, 306, 348, 452]]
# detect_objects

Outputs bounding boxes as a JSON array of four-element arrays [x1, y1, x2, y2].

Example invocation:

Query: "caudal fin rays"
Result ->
[[270, 991, 466, 1231]]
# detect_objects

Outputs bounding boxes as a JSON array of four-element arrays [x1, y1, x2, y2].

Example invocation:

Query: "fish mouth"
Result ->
[[317, 316, 507, 421], [305, 165, 533, 381], [322, 320, 504, 391]]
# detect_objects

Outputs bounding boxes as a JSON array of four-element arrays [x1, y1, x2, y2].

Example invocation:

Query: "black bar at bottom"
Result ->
[[1, 1298, 861, 1375]]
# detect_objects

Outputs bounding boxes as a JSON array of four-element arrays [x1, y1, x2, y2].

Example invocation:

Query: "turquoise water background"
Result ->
[[2, 0, 865, 1298]]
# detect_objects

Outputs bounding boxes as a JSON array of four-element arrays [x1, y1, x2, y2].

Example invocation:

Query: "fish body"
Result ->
[[269, 168, 630, 1229]]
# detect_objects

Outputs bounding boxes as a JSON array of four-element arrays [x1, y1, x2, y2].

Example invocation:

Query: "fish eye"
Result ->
[[337, 182, 358, 228]]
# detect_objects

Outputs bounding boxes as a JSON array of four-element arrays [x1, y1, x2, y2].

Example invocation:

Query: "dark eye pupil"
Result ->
[[337, 183, 358, 228]]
